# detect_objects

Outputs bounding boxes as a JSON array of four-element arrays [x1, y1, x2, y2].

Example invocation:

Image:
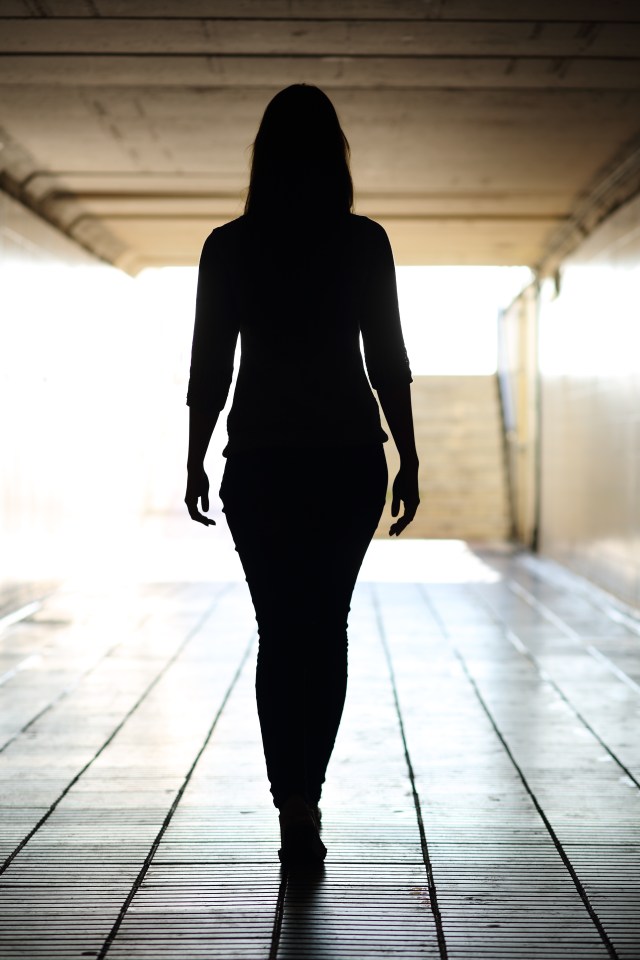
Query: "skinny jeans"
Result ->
[[220, 443, 387, 808]]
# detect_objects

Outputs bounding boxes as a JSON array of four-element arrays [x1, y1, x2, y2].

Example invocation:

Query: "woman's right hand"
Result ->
[[185, 465, 216, 527], [389, 462, 420, 536]]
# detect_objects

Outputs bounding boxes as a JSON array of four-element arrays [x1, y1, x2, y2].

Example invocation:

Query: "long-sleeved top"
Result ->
[[186, 212, 412, 456]]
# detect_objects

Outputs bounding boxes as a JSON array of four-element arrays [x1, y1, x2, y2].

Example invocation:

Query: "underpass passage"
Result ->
[[0, 544, 638, 959]]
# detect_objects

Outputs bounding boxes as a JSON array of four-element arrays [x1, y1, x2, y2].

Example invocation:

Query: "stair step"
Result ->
[[376, 374, 511, 541]]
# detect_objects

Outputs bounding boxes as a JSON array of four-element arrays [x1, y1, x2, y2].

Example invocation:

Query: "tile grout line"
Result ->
[[268, 870, 288, 960], [0, 610, 154, 755], [371, 583, 449, 960], [418, 583, 620, 960], [507, 579, 640, 696], [97, 628, 256, 960], [471, 583, 640, 791], [0, 600, 45, 635], [0, 583, 233, 877], [0, 653, 43, 688], [515, 553, 640, 638]]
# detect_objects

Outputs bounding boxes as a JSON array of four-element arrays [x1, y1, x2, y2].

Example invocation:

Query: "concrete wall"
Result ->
[[0, 191, 184, 583], [538, 192, 640, 606], [498, 284, 539, 546]]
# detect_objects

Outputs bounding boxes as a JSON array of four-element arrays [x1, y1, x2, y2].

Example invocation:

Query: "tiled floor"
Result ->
[[0, 542, 638, 959]]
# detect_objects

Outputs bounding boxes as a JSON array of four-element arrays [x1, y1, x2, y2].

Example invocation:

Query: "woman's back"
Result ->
[[188, 212, 412, 454]]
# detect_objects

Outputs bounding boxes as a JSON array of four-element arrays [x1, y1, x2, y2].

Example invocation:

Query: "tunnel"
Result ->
[[1, 3, 640, 958]]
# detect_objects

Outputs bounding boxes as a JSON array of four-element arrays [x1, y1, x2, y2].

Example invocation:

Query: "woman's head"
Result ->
[[245, 84, 353, 218]]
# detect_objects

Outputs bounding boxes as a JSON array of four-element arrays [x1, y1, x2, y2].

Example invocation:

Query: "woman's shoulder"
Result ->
[[203, 215, 247, 248], [347, 213, 390, 244], [346, 214, 393, 260], [200, 213, 390, 256], [348, 213, 383, 231], [197, 217, 252, 270]]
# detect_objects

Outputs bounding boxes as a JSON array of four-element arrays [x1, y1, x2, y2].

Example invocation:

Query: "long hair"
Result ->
[[244, 84, 353, 218]]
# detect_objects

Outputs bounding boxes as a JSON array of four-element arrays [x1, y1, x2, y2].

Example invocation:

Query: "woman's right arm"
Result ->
[[185, 407, 219, 526], [185, 229, 239, 526]]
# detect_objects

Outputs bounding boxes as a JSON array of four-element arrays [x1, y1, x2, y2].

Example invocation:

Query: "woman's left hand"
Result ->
[[389, 463, 420, 536], [185, 465, 216, 526]]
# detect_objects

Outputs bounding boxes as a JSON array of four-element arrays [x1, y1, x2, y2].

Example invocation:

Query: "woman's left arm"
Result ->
[[360, 220, 419, 535], [359, 220, 413, 392]]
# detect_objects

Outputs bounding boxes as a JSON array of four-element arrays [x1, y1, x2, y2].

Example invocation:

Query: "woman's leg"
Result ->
[[222, 449, 310, 806], [221, 444, 387, 808], [301, 445, 387, 803]]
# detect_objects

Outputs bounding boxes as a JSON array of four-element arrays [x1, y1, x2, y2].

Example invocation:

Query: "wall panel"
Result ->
[[538, 192, 640, 606], [0, 191, 191, 583]]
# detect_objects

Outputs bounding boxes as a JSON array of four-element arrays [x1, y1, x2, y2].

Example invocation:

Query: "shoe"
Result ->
[[278, 794, 327, 864], [310, 803, 323, 832]]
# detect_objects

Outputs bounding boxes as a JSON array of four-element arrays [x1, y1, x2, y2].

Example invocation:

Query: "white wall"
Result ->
[[0, 192, 197, 583], [538, 192, 640, 606]]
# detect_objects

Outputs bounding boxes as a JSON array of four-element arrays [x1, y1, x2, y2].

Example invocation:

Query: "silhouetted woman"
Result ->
[[185, 84, 419, 864]]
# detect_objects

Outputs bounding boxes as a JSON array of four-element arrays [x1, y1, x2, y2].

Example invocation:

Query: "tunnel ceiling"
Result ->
[[1, 1, 640, 274]]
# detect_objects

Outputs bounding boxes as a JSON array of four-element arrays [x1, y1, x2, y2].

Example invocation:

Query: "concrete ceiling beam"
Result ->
[[52, 191, 570, 218], [6, 0, 640, 22], [535, 129, 640, 276], [1, 54, 639, 89], [2, 19, 640, 58]]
